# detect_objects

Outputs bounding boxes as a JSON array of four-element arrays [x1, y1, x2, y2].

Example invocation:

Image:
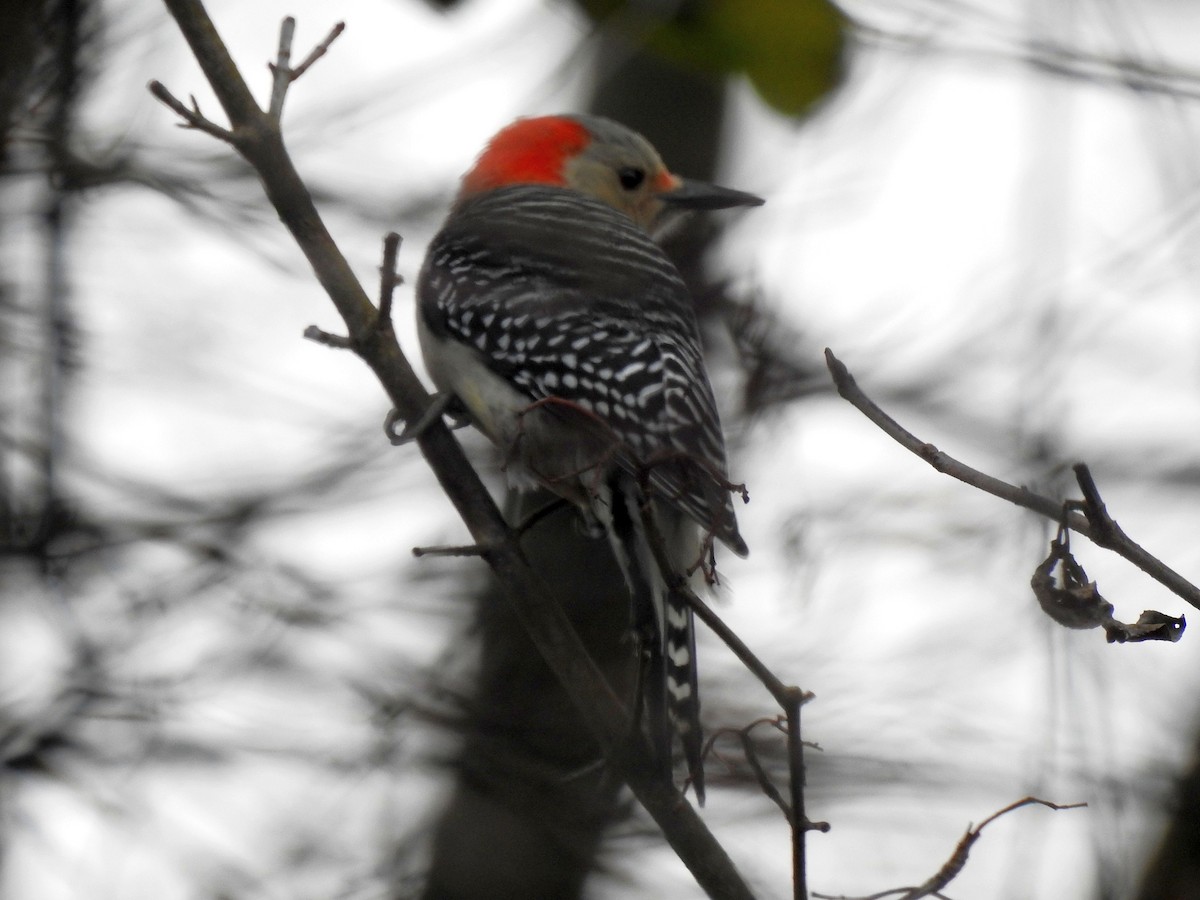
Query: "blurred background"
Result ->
[[3, 0, 1200, 897]]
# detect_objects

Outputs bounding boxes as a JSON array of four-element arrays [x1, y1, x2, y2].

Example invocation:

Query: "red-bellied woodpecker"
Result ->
[[415, 114, 761, 800]]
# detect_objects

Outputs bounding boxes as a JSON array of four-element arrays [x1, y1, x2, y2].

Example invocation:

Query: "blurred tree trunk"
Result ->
[[0, 0, 52, 162], [1, 0, 82, 559], [420, 33, 733, 900], [1132, 731, 1200, 900], [421, 498, 637, 900]]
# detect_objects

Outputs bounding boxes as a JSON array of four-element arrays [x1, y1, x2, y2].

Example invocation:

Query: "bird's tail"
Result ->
[[664, 590, 704, 802], [600, 473, 706, 803]]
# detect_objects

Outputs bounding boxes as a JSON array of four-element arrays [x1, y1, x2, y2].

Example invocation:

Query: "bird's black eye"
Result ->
[[618, 166, 645, 190]]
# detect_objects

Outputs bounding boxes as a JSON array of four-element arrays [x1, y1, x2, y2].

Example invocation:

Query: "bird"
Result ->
[[415, 114, 761, 800]]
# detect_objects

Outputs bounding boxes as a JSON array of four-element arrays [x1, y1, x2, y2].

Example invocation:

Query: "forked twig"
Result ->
[[267, 18, 346, 121], [304, 233, 403, 351], [146, 81, 233, 141], [702, 716, 828, 833]]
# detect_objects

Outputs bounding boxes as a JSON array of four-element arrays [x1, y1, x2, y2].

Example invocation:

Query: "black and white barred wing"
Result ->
[[419, 185, 747, 556]]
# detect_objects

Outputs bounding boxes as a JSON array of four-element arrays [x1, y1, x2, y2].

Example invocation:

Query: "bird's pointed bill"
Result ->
[[660, 177, 765, 210]]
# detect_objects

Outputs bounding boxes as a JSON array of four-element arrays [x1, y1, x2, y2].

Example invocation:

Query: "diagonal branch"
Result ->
[[150, 3, 754, 897], [825, 348, 1200, 612], [637, 498, 821, 899], [289, 21, 346, 83]]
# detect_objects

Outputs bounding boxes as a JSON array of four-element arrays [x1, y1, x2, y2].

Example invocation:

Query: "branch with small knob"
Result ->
[[825, 348, 1192, 636]]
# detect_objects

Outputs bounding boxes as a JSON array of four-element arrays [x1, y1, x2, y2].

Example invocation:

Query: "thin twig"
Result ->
[[638, 498, 821, 895], [377, 231, 403, 327], [412, 543, 487, 558], [147, 81, 234, 142], [813, 797, 1086, 900], [267, 18, 345, 122], [514, 497, 571, 536], [813, 889, 919, 900], [1072, 462, 1120, 546], [787, 688, 807, 900], [266, 16, 295, 121], [703, 718, 792, 819], [302, 324, 353, 349], [897, 797, 1086, 900], [687, 581, 794, 707], [637, 491, 792, 704], [291, 21, 346, 81], [824, 348, 1200, 612]]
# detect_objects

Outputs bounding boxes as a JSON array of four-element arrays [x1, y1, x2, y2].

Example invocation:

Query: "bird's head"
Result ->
[[458, 114, 763, 233]]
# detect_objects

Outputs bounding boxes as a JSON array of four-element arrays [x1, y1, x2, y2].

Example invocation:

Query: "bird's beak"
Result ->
[[659, 176, 765, 210]]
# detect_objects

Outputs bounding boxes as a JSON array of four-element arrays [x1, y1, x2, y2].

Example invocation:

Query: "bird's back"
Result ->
[[419, 184, 746, 557]]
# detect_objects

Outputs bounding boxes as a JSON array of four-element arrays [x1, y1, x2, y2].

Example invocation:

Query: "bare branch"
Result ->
[[291, 21, 346, 82], [703, 717, 793, 819], [825, 348, 1200, 612], [412, 543, 487, 558], [974, 796, 1087, 830], [676, 571, 794, 707], [266, 16, 295, 121], [267, 18, 345, 122], [703, 715, 830, 830], [146, 80, 234, 142], [813, 797, 1086, 900], [637, 498, 822, 896], [152, 5, 754, 896], [514, 497, 571, 536], [786, 685, 827, 900], [377, 231, 403, 327], [897, 797, 1086, 900], [302, 324, 353, 349]]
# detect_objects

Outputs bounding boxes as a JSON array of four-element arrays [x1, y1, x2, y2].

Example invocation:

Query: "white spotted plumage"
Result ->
[[419, 185, 746, 558], [417, 115, 761, 802]]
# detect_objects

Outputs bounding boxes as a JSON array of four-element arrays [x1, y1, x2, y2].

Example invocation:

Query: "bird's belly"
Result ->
[[417, 316, 615, 502]]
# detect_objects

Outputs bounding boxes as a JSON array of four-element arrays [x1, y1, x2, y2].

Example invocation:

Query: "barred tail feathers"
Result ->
[[596, 473, 705, 802], [664, 592, 704, 802]]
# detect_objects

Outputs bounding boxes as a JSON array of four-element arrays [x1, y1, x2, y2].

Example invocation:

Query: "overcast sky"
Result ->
[[5, 1, 1200, 898]]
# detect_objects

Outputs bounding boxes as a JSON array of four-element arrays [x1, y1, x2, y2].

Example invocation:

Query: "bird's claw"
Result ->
[[385, 393, 468, 445]]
